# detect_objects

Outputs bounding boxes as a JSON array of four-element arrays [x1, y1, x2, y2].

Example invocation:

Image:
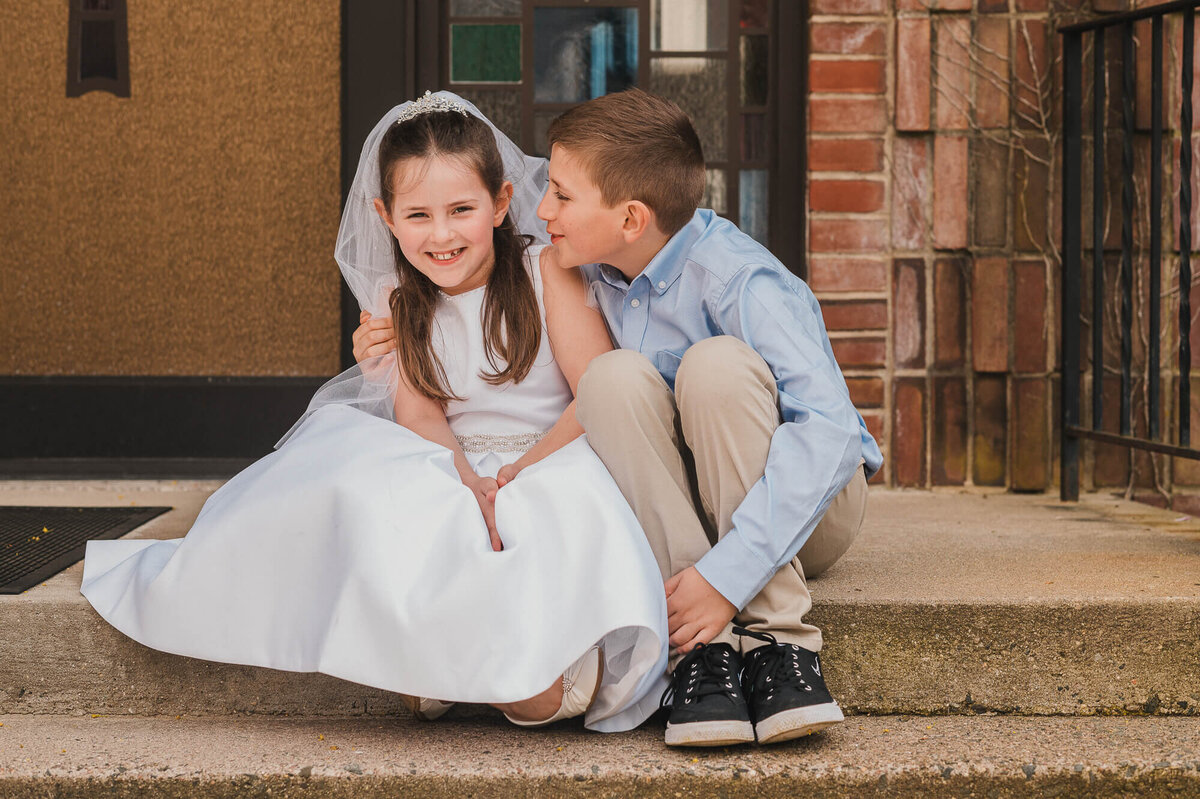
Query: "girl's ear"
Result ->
[[373, 197, 397, 236], [621, 200, 655, 243], [493, 181, 514, 227]]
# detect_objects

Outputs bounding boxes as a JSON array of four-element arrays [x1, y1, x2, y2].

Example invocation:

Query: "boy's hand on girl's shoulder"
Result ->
[[352, 310, 398, 362], [664, 567, 737, 655]]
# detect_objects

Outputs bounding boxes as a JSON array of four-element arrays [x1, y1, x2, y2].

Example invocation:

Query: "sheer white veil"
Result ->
[[277, 91, 550, 446]]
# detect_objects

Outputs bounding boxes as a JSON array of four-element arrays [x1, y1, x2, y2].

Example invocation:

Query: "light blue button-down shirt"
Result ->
[[582, 209, 884, 610]]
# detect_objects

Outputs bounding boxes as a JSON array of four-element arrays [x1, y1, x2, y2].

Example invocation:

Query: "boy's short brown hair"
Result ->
[[547, 88, 705, 236]]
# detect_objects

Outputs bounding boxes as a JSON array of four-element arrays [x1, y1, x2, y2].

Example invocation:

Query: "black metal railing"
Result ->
[[1060, 0, 1200, 501]]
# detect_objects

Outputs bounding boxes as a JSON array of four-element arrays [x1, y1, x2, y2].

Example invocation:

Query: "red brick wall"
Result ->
[[810, 0, 1200, 504]]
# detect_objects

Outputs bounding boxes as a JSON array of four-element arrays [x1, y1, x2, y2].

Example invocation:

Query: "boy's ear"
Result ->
[[493, 181, 514, 227], [373, 197, 396, 234], [620, 200, 656, 243]]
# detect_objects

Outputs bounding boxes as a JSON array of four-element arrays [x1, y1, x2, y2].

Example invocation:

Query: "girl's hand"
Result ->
[[352, 310, 398, 362], [466, 475, 503, 551], [495, 463, 523, 488]]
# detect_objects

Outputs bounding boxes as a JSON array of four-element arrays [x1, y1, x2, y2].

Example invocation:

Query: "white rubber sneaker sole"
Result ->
[[754, 702, 845, 744], [664, 719, 755, 747]]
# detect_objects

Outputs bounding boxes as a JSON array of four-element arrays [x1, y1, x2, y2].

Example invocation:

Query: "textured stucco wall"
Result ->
[[1, 1, 341, 376]]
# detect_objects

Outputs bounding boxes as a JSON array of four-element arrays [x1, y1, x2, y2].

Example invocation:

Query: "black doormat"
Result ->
[[0, 506, 171, 594]]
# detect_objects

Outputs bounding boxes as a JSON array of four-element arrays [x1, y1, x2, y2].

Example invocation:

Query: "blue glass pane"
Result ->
[[451, 24, 521, 83], [739, 169, 768, 245], [534, 8, 638, 103]]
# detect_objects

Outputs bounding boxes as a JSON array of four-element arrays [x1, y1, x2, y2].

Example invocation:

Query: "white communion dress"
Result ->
[[80, 246, 670, 732]]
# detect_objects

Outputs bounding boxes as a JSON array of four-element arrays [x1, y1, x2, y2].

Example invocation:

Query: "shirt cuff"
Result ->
[[693, 531, 775, 612]]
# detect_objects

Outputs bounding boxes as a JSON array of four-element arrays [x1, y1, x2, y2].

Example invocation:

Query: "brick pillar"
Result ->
[[809, 0, 1064, 490], [810, 2, 892, 481], [809, 0, 1200, 503]]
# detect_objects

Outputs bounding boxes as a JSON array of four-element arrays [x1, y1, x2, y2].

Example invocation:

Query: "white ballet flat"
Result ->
[[401, 694, 455, 721], [505, 646, 604, 728]]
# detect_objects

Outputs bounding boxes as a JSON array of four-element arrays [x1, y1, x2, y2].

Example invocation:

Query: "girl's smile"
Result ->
[[429, 247, 466, 262]]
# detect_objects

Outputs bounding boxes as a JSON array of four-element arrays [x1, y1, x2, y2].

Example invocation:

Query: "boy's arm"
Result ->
[[693, 266, 871, 611], [353, 310, 398, 361]]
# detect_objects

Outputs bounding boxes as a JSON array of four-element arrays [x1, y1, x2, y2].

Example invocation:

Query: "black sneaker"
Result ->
[[735, 626, 845, 744], [660, 642, 755, 747]]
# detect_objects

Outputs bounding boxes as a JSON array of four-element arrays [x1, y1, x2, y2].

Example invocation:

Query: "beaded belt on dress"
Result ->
[[454, 431, 546, 454]]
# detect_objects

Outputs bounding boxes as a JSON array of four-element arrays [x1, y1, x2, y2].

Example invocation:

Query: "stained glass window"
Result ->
[[440, 1, 782, 257]]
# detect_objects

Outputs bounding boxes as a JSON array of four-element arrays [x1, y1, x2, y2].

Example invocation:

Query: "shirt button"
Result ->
[[658, 281, 666, 289], [630, 298, 641, 308]]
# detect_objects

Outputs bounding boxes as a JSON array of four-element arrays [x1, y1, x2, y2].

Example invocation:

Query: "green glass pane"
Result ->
[[740, 34, 768, 106], [450, 0, 522, 17], [651, 0, 727, 51], [451, 24, 521, 84], [649, 57, 726, 161], [534, 8, 638, 103], [703, 168, 727, 215], [456, 89, 522, 144], [739, 169, 768, 245]]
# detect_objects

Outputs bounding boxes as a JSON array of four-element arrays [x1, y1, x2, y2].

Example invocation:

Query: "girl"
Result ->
[[80, 93, 669, 731]]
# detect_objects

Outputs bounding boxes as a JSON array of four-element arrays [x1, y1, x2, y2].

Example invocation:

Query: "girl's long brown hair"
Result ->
[[379, 111, 539, 404]]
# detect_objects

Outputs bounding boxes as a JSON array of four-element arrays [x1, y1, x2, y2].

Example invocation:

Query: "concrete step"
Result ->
[[2, 713, 1199, 797], [2, 480, 1199, 717]]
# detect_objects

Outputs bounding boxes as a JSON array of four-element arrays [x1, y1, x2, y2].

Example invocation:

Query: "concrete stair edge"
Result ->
[[3, 595, 1198, 718], [2, 714, 1199, 799]]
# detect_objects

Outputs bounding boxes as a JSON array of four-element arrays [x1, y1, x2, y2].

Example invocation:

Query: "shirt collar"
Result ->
[[639, 210, 708, 295], [592, 209, 710, 296], [593, 262, 629, 290]]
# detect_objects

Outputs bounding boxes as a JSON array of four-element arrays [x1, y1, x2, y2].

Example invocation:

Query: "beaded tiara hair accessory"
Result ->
[[395, 91, 470, 125]]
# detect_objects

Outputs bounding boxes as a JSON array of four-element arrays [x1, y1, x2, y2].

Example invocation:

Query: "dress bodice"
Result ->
[[432, 245, 572, 447]]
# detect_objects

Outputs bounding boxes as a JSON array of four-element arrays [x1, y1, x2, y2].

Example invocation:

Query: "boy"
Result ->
[[353, 89, 882, 747], [534, 89, 881, 747]]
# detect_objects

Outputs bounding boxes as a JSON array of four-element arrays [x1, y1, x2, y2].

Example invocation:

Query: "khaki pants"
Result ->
[[577, 337, 868, 666]]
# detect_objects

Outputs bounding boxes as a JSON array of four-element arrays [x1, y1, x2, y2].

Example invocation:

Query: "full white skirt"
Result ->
[[81, 405, 669, 732]]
